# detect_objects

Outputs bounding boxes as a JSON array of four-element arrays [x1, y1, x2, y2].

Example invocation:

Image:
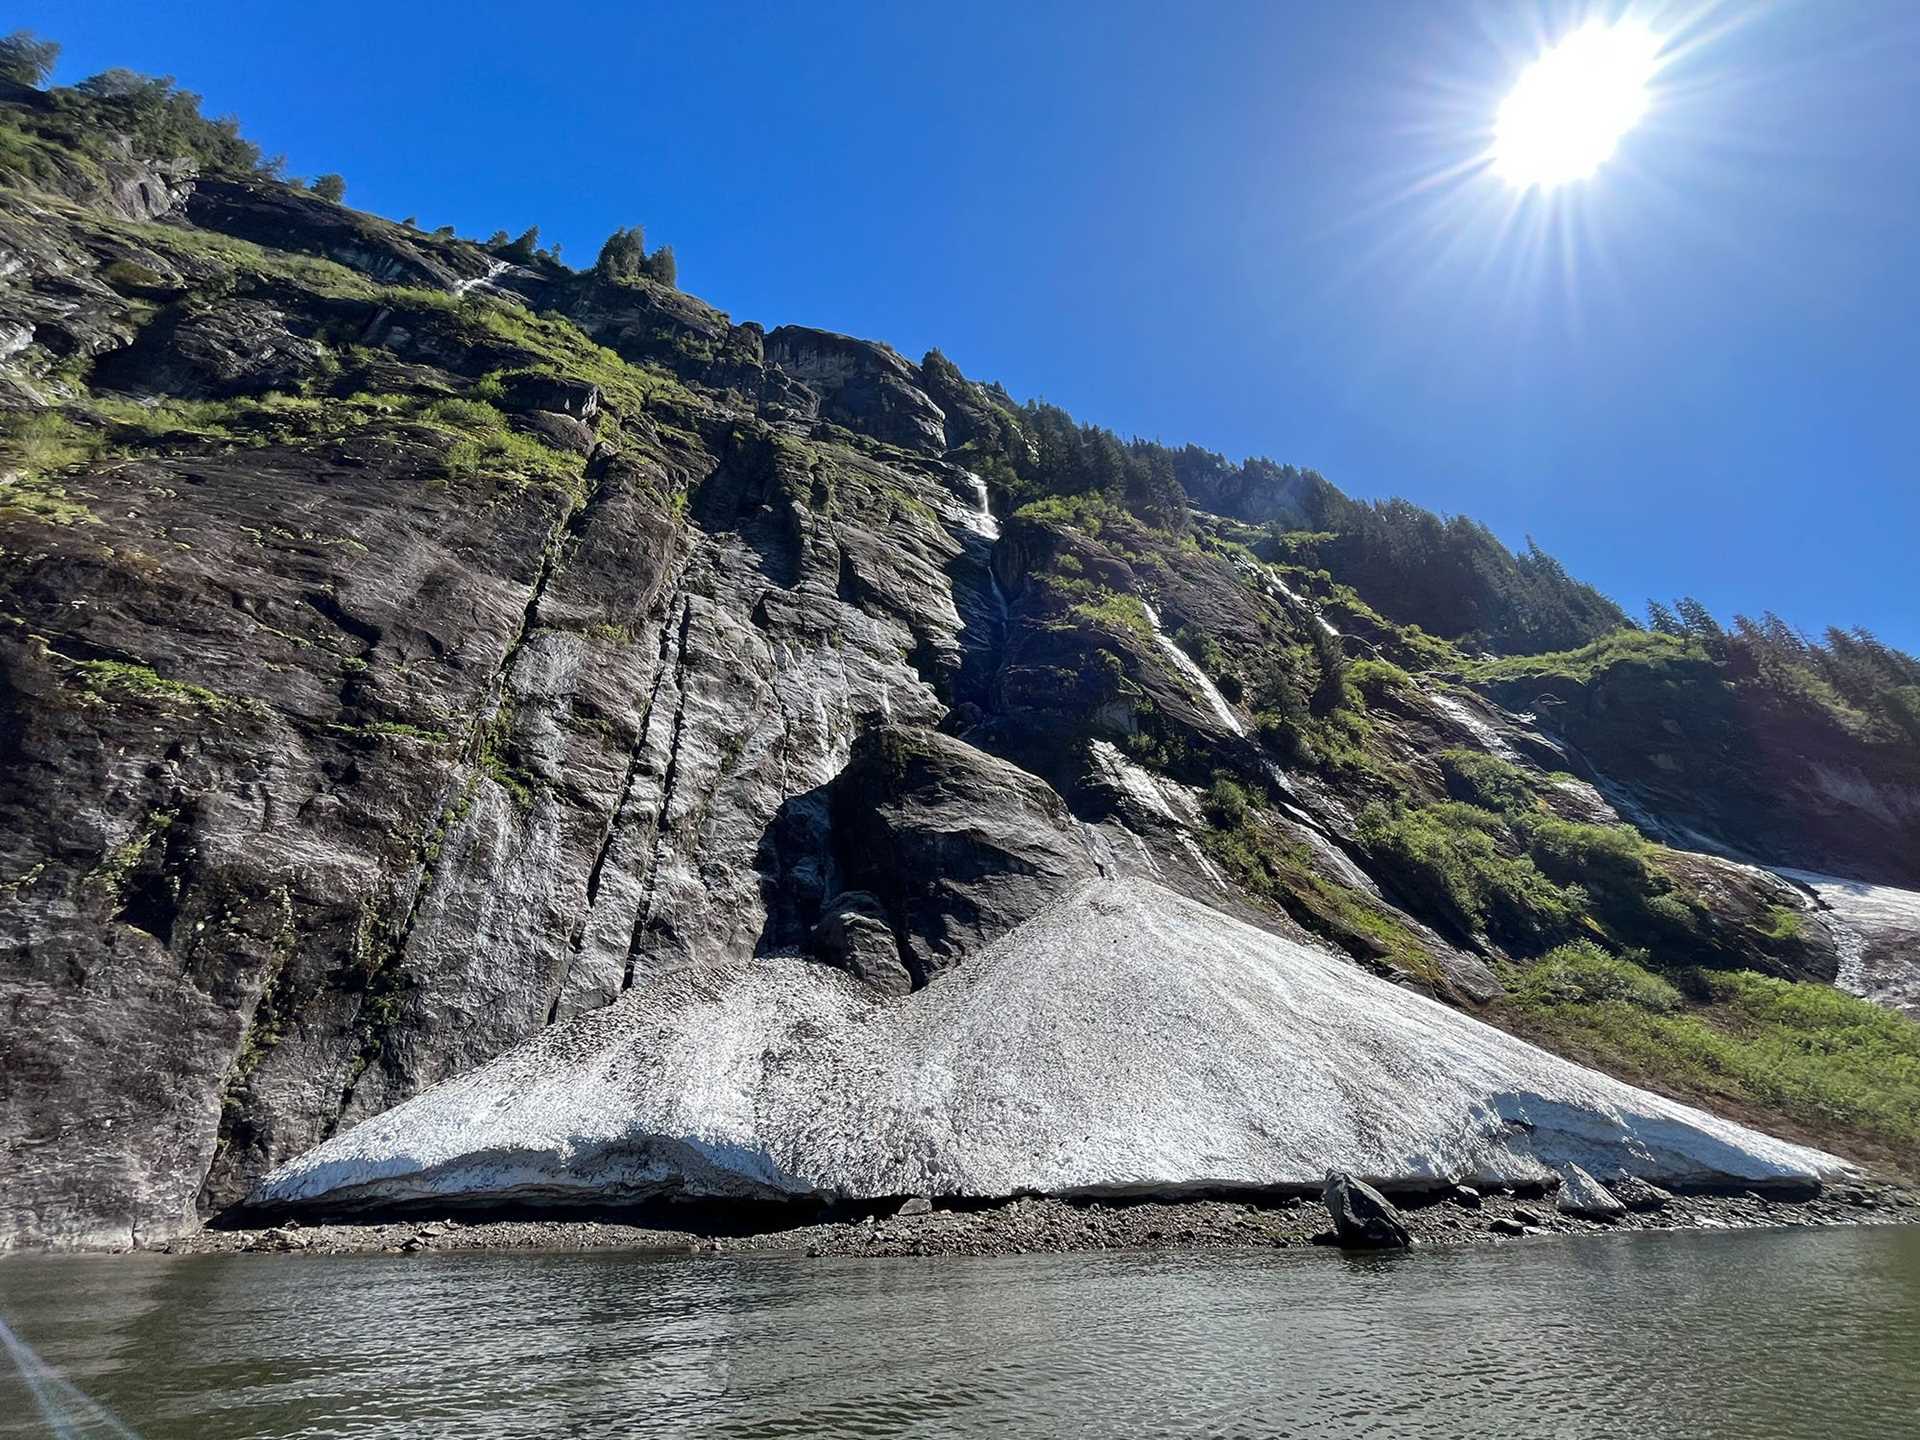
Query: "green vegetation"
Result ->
[[1201, 804, 1442, 985], [1507, 945, 1920, 1154], [1357, 799, 1587, 948], [88, 806, 176, 897], [975, 403, 1187, 533], [0, 412, 104, 523], [476, 699, 539, 813], [1344, 657, 1411, 703], [1279, 492, 1629, 654], [593, 224, 678, 287], [1646, 596, 1920, 748], [1068, 589, 1154, 641], [1511, 940, 1679, 1010], [1478, 604, 1920, 793], [1468, 627, 1705, 685], [0, 61, 276, 188], [416, 391, 586, 491], [0, 29, 59, 88], [1762, 905, 1803, 941], [311, 172, 346, 203], [1437, 746, 1537, 814], [69, 658, 251, 714], [499, 226, 542, 263]]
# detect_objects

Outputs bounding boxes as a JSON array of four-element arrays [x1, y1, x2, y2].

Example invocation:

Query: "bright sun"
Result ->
[[1493, 22, 1660, 189]]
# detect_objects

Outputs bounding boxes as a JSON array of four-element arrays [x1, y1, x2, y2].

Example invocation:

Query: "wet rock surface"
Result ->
[[825, 724, 1096, 985]]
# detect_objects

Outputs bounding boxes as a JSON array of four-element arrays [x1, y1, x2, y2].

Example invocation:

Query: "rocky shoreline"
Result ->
[[108, 1177, 1919, 1262]]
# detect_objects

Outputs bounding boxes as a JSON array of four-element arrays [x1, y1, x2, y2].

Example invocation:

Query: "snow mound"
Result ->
[[255, 879, 1848, 1211], [1772, 867, 1920, 1014]]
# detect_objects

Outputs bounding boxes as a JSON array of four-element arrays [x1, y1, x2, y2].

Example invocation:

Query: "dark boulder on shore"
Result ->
[[1609, 1176, 1674, 1213], [1322, 1172, 1413, 1249]]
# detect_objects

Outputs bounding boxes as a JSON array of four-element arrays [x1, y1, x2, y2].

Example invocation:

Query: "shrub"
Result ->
[[1174, 623, 1225, 675], [1438, 748, 1537, 816], [501, 226, 540, 262], [70, 69, 266, 172], [1202, 778, 1252, 829], [1357, 800, 1584, 947], [1346, 657, 1410, 702], [1513, 942, 1680, 1011], [642, 244, 677, 287], [311, 173, 346, 203], [1506, 961, 1920, 1153]]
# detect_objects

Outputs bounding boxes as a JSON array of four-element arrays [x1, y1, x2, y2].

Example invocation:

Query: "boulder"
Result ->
[[1451, 1184, 1482, 1210], [812, 891, 913, 996], [1321, 1172, 1412, 1250], [1557, 1164, 1627, 1219], [1488, 1217, 1528, 1237], [1609, 1175, 1673, 1212]]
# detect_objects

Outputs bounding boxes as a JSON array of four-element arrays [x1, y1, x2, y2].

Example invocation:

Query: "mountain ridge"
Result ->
[[2, 55, 1916, 1249]]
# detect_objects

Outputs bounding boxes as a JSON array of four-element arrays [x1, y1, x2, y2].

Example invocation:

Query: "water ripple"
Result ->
[[2, 1228, 1917, 1439]]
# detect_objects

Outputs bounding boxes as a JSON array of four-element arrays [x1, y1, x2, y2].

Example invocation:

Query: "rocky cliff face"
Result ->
[[2, 103, 1914, 1249]]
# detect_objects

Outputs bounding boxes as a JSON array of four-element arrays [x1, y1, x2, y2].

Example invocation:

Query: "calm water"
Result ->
[[2, 1226, 1917, 1439]]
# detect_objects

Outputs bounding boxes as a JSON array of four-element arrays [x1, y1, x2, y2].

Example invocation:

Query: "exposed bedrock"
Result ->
[[762, 326, 948, 454], [823, 724, 1097, 987], [251, 879, 1848, 1217]]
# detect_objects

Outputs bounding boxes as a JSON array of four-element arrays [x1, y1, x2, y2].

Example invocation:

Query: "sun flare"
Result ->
[[1493, 22, 1661, 189]]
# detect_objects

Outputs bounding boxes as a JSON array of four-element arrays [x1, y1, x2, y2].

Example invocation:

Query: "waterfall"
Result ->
[[959, 471, 999, 540], [1139, 601, 1245, 737], [454, 258, 513, 299]]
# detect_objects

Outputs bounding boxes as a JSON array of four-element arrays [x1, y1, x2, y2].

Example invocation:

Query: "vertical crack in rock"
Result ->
[[324, 491, 582, 1136], [622, 596, 697, 991], [195, 883, 298, 1212], [548, 601, 685, 1023]]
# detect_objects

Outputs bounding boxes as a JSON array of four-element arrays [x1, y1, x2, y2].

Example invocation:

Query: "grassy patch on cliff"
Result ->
[[1201, 798, 1444, 986], [1359, 747, 1738, 959], [388, 288, 697, 422], [67, 657, 258, 715], [0, 413, 104, 523], [1503, 941, 1920, 1162], [1466, 628, 1707, 685], [1357, 798, 1588, 950]]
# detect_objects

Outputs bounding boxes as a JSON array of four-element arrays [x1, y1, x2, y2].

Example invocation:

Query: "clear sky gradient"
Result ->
[[25, 1, 1920, 648]]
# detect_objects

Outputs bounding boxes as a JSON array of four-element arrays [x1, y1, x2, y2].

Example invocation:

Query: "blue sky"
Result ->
[[26, 1, 1920, 648]]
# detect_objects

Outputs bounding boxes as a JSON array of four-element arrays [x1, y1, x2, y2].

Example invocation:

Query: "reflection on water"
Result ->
[[2, 1226, 1917, 1439]]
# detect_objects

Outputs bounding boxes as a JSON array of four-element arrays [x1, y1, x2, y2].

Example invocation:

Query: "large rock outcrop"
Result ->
[[825, 724, 1097, 986], [763, 326, 948, 453]]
